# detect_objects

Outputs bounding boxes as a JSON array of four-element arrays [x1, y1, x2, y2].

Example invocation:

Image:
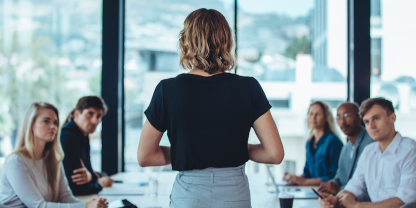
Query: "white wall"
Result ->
[[381, 0, 416, 80], [327, 0, 347, 77]]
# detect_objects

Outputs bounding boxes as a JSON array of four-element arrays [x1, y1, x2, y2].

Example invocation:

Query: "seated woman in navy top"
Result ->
[[283, 101, 343, 186]]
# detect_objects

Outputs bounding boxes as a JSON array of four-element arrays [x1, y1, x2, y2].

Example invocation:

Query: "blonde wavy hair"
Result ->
[[179, 8, 236, 74], [11, 102, 64, 202], [307, 101, 340, 139]]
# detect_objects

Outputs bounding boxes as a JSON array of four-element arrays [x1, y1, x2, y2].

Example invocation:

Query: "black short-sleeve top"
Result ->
[[144, 73, 271, 171]]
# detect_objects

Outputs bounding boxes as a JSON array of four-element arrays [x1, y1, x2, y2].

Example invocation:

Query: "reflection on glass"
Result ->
[[370, 0, 416, 139], [124, 0, 234, 172], [0, 0, 102, 170], [237, 0, 347, 174]]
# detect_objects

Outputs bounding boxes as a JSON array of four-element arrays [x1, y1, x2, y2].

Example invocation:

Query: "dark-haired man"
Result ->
[[61, 96, 114, 196], [318, 102, 373, 200], [321, 98, 416, 208]]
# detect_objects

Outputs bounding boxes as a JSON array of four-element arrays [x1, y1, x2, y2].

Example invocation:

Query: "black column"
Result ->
[[348, 0, 371, 105], [234, 0, 238, 74], [101, 0, 125, 175]]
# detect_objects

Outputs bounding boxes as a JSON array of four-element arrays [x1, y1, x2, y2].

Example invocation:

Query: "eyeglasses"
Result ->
[[336, 112, 354, 120]]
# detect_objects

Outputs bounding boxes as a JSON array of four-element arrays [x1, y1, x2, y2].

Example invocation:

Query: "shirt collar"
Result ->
[[64, 119, 89, 141], [354, 127, 366, 146], [314, 132, 330, 146], [373, 132, 402, 154]]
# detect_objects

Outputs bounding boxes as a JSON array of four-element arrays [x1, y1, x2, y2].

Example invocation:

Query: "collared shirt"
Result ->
[[61, 119, 102, 196], [304, 132, 344, 182], [344, 132, 416, 204], [332, 127, 374, 190]]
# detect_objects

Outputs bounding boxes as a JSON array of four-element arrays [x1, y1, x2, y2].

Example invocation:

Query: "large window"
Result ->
[[124, 0, 234, 172], [0, 0, 102, 170], [123, 0, 348, 174], [237, 0, 347, 175], [370, 0, 416, 139]]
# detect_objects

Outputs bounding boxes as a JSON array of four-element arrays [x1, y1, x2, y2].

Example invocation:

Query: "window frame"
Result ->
[[100, 0, 371, 174]]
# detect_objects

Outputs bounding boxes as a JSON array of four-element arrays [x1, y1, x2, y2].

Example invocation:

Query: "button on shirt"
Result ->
[[304, 132, 344, 182], [344, 133, 416, 204]]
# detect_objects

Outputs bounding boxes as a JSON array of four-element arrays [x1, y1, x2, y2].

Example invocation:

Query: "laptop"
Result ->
[[265, 165, 319, 199]]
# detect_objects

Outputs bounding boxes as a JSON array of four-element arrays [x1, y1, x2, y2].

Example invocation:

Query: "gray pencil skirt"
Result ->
[[169, 164, 251, 208]]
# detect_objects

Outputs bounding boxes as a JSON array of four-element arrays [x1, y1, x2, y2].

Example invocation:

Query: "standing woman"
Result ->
[[0, 102, 107, 208], [138, 8, 284, 208], [283, 101, 343, 186]]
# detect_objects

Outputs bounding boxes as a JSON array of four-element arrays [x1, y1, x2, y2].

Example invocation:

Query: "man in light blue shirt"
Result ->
[[321, 98, 416, 208], [318, 102, 373, 198]]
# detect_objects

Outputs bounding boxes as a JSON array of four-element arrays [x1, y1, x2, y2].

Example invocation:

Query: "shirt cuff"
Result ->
[[344, 183, 363, 199], [331, 178, 342, 187], [144, 110, 166, 132], [396, 190, 416, 204], [253, 104, 272, 124]]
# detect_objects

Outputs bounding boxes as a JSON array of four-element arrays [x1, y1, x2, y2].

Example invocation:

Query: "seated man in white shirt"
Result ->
[[320, 97, 416, 208]]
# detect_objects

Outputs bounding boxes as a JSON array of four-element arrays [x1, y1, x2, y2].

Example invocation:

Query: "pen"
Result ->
[[311, 188, 324, 200]]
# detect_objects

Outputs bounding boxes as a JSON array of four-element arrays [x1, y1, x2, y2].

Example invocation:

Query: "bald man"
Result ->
[[318, 102, 373, 200]]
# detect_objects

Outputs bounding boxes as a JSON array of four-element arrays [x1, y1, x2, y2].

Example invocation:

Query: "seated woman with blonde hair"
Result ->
[[283, 101, 343, 186], [0, 102, 107, 208]]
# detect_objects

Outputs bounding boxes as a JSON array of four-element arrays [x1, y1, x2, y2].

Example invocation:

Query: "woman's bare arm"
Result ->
[[248, 110, 285, 164], [137, 120, 171, 167]]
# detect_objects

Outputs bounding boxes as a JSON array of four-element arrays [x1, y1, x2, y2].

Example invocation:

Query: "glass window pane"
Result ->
[[124, 0, 235, 172], [370, 0, 416, 139], [0, 0, 102, 171], [238, 0, 347, 174]]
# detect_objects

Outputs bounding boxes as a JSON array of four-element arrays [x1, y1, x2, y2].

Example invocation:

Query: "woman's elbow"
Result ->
[[137, 152, 149, 167], [138, 159, 148, 167], [271, 149, 285, 164]]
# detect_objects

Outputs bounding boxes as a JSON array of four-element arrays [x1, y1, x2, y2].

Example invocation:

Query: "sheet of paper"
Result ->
[[99, 188, 145, 196], [112, 183, 145, 188], [108, 200, 125, 208]]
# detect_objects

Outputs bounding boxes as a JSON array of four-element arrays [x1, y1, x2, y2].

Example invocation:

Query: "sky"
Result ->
[[220, 0, 314, 17]]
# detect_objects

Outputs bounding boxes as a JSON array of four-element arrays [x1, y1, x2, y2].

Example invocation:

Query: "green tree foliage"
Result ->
[[0, 1, 102, 141], [283, 36, 312, 59]]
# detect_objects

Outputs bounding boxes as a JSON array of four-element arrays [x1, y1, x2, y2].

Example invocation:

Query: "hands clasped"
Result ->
[[87, 197, 108, 208], [318, 191, 357, 208]]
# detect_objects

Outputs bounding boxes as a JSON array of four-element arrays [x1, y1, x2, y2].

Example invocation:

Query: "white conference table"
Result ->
[[78, 172, 320, 208]]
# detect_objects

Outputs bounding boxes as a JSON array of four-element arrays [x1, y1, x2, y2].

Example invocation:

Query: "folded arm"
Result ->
[[6, 157, 86, 208], [339, 190, 403, 208], [61, 133, 102, 195]]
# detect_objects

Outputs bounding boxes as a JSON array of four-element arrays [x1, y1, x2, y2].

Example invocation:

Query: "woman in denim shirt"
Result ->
[[283, 101, 343, 186]]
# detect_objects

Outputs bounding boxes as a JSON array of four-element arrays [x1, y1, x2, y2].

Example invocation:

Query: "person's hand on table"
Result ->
[[98, 176, 114, 188], [72, 159, 92, 185], [319, 193, 340, 208], [283, 173, 305, 185], [318, 181, 340, 195], [87, 197, 108, 208], [339, 191, 357, 208]]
